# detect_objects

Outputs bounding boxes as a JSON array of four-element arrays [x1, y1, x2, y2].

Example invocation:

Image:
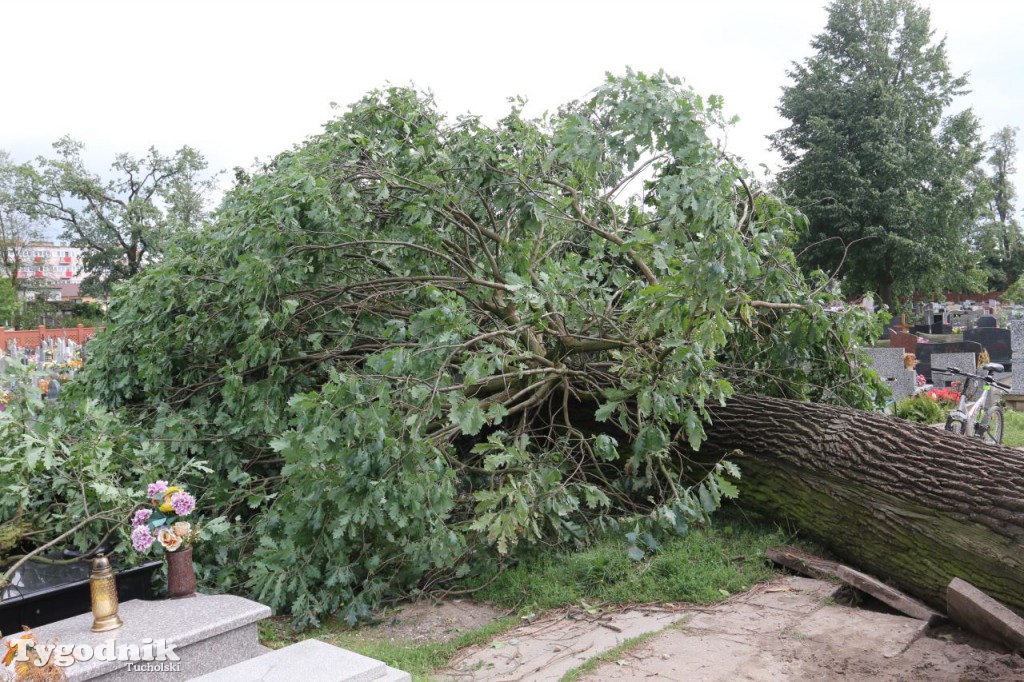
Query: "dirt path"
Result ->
[[440, 577, 1024, 681]]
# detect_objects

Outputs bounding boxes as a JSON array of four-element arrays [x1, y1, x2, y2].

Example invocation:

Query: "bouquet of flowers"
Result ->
[[130, 481, 199, 553], [2, 628, 67, 681]]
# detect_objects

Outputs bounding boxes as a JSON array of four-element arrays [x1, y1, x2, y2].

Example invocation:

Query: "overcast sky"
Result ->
[[2, 0, 1021, 221]]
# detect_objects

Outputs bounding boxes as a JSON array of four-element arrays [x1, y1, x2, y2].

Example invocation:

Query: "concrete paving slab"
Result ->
[[792, 605, 927, 659], [681, 601, 804, 636], [441, 577, 1024, 682], [443, 608, 683, 681], [947, 577, 1024, 651], [587, 630, 768, 681]]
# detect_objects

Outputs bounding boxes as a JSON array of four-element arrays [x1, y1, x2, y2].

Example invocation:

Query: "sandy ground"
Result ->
[[436, 577, 1024, 682], [356, 600, 506, 644]]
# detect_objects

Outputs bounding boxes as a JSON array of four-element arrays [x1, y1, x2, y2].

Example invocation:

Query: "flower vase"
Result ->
[[167, 546, 197, 598]]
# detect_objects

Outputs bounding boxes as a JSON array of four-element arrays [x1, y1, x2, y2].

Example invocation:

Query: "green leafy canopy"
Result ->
[[71, 70, 885, 626]]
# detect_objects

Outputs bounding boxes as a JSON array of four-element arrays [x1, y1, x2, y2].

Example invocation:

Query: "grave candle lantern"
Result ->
[[90, 553, 124, 632]]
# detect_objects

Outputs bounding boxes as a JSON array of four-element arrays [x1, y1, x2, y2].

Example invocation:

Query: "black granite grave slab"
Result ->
[[913, 323, 953, 335], [0, 558, 161, 634], [964, 327, 1012, 368], [915, 341, 983, 382]]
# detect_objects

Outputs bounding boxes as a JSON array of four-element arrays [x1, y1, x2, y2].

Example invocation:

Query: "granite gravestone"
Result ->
[[1010, 320, 1024, 395], [964, 326, 1012, 368], [915, 341, 982, 383], [889, 332, 919, 356], [864, 348, 917, 399], [913, 323, 953, 335], [930, 352, 977, 389], [976, 316, 998, 328]]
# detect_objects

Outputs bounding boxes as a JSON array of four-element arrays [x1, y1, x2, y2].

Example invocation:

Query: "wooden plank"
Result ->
[[835, 565, 944, 622], [765, 545, 840, 580], [947, 577, 1024, 651]]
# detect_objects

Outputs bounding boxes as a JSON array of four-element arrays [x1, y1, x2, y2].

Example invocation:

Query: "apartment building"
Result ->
[[9, 241, 85, 285]]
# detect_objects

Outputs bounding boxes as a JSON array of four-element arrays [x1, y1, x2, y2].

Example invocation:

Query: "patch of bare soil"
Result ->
[[359, 599, 506, 644]]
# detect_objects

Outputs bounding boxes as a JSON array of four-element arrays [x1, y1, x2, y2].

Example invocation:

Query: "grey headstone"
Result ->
[[930, 352, 976, 389], [976, 316, 998, 328], [864, 348, 917, 399], [1010, 320, 1024, 394]]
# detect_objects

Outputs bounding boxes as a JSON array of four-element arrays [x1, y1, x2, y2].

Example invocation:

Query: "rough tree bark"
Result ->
[[702, 393, 1024, 614]]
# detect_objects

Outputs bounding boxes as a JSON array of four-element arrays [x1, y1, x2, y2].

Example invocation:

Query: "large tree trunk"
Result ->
[[703, 394, 1024, 614]]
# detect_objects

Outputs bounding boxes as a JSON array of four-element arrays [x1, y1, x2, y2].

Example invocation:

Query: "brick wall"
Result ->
[[0, 324, 101, 349]]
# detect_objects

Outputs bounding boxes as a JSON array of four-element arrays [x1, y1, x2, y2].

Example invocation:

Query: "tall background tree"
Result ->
[[976, 125, 1021, 289], [17, 137, 217, 294], [0, 151, 46, 294], [771, 0, 988, 308], [0, 277, 16, 326]]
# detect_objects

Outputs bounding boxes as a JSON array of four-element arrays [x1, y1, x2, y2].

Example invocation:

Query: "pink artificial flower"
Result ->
[[147, 480, 169, 498], [170, 491, 196, 516], [131, 508, 152, 527], [131, 524, 155, 552]]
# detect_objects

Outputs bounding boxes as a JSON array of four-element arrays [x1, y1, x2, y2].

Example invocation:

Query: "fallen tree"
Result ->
[[14, 70, 1021, 630], [7, 72, 890, 626], [703, 393, 1024, 614]]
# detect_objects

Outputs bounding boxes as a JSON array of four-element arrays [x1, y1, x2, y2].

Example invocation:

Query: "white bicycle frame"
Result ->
[[947, 377, 998, 437]]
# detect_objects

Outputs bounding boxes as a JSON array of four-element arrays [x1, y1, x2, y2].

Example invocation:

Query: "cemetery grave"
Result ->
[[878, 302, 1018, 389], [4, 61, 1024, 682], [0, 333, 88, 409]]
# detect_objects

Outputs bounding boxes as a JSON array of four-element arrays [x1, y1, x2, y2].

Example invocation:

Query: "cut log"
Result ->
[[947, 578, 1024, 651], [703, 393, 1024, 615]]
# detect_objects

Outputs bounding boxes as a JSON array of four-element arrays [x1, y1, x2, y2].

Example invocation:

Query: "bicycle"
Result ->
[[941, 363, 1011, 445]]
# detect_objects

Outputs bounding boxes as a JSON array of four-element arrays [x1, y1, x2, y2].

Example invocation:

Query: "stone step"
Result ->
[[1, 594, 270, 681], [189, 639, 411, 682]]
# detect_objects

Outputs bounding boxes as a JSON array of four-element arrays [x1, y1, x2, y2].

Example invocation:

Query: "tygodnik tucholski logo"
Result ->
[[7, 636, 180, 670]]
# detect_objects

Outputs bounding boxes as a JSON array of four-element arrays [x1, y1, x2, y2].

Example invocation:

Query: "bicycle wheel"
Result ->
[[945, 417, 968, 436], [978, 407, 1004, 445]]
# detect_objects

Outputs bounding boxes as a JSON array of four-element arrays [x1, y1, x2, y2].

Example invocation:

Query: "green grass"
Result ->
[[261, 615, 519, 682], [260, 513, 795, 681], [558, 629, 663, 682], [464, 515, 791, 612], [1000, 409, 1024, 447]]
